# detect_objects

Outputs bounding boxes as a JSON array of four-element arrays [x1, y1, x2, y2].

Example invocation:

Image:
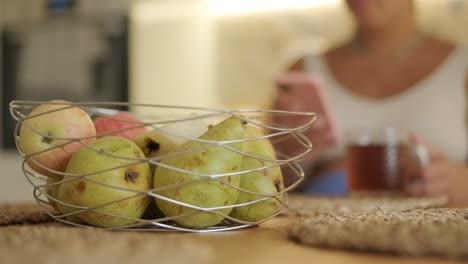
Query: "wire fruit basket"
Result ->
[[10, 100, 316, 232]]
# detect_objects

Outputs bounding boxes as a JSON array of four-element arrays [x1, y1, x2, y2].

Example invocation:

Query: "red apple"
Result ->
[[93, 112, 147, 140], [18, 100, 96, 178]]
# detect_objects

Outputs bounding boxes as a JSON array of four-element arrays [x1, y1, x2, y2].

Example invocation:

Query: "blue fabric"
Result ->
[[302, 169, 349, 196]]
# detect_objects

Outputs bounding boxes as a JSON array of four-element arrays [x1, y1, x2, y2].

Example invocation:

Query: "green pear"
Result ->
[[243, 125, 276, 159], [133, 115, 207, 158], [154, 116, 247, 229], [230, 154, 284, 222], [45, 177, 61, 210], [57, 137, 152, 228], [230, 125, 285, 222], [243, 125, 284, 196], [45, 177, 85, 224]]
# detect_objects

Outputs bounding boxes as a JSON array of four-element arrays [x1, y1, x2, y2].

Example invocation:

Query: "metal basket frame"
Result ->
[[10, 100, 316, 232]]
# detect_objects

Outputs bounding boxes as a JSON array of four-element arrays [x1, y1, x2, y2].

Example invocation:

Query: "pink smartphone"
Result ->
[[274, 72, 342, 160]]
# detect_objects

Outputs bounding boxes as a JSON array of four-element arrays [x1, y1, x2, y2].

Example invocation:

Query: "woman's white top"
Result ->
[[304, 47, 468, 162]]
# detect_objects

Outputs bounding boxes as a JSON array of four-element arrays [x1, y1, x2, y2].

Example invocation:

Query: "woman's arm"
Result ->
[[274, 58, 345, 191]]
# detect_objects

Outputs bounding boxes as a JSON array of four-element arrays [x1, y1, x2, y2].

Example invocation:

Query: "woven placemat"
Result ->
[[0, 225, 214, 264], [0, 203, 55, 225], [0, 203, 214, 263], [285, 194, 449, 216], [290, 208, 468, 260]]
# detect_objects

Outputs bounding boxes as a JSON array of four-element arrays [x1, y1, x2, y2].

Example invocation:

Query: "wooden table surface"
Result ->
[[0, 201, 464, 264], [180, 216, 462, 264]]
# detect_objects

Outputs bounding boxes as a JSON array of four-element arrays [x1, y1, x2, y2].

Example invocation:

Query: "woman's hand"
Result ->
[[274, 72, 341, 162], [406, 134, 468, 206]]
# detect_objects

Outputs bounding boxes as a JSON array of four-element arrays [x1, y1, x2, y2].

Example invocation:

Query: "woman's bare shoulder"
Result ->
[[424, 35, 455, 55]]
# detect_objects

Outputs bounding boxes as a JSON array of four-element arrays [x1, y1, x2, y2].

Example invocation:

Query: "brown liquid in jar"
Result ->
[[345, 143, 410, 191]]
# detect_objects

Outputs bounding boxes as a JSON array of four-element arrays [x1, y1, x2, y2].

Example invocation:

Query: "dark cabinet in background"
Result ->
[[1, 2, 129, 149]]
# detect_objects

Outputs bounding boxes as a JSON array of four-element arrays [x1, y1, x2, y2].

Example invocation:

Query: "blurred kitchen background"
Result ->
[[1, 0, 467, 201]]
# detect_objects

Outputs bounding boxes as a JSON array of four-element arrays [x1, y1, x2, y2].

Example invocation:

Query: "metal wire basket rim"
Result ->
[[16, 119, 315, 146], [10, 100, 317, 116], [10, 100, 317, 133]]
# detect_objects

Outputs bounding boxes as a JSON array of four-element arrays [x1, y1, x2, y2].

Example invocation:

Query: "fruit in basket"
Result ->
[[230, 125, 285, 222], [133, 115, 207, 158], [94, 112, 147, 140], [154, 115, 247, 228], [45, 177, 61, 210], [18, 100, 96, 178], [230, 154, 284, 222], [45, 177, 85, 224], [243, 125, 276, 159], [242, 126, 284, 196], [57, 136, 152, 228]]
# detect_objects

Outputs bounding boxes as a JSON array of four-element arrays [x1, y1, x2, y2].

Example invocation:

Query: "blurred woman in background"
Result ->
[[276, 0, 468, 204]]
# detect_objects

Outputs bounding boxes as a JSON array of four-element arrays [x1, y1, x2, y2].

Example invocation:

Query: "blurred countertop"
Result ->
[[0, 150, 34, 202]]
